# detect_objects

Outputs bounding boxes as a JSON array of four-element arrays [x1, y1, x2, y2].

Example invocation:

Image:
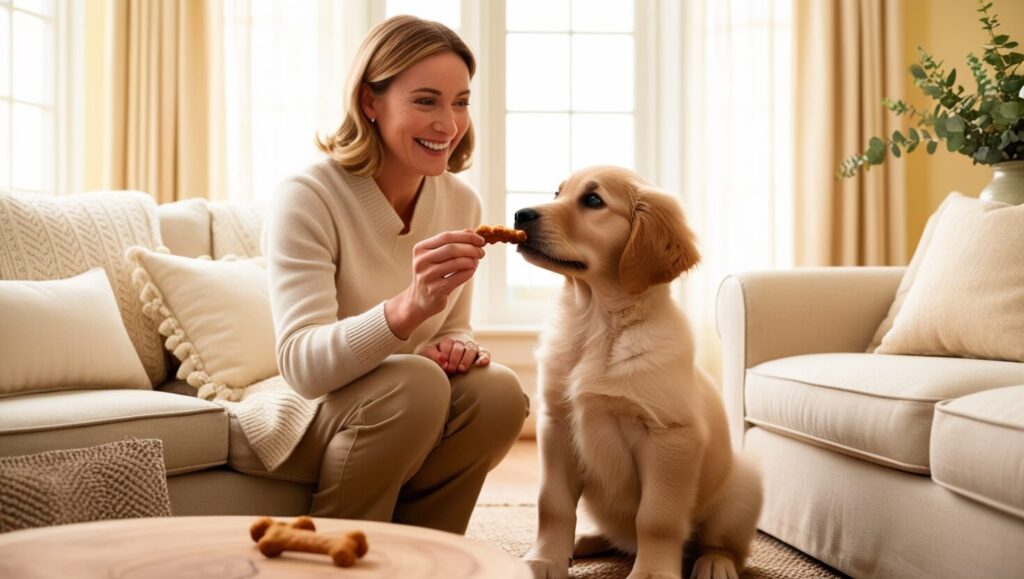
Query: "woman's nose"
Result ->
[[433, 109, 457, 135]]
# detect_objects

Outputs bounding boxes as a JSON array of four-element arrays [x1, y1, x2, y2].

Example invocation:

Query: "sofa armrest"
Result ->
[[715, 267, 905, 447]]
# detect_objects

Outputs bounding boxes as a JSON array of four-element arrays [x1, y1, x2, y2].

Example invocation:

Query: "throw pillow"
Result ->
[[126, 246, 277, 400], [0, 438, 172, 532], [867, 192, 957, 351], [875, 193, 1024, 362], [0, 268, 150, 397], [209, 202, 263, 258], [0, 190, 167, 384]]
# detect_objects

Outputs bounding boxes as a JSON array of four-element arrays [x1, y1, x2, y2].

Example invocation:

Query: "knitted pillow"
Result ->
[[126, 246, 277, 401], [209, 202, 263, 259], [0, 190, 167, 384], [0, 268, 150, 397]]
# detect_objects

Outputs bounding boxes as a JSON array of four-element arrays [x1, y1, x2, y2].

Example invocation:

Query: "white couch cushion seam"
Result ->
[[934, 401, 1024, 432], [932, 477, 1024, 521], [0, 406, 226, 435], [748, 368, 946, 403]]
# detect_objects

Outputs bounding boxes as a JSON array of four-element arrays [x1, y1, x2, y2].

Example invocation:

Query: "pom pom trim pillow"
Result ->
[[126, 247, 278, 401], [0, 267, 150, 397], [875, 193, 1024, 362]]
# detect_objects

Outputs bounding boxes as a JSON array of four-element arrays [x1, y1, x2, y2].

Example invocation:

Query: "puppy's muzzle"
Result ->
[[514, 207, 540, 230]]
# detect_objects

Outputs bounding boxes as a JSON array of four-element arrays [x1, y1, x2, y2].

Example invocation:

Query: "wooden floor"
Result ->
[[478, 439, 538, 505]]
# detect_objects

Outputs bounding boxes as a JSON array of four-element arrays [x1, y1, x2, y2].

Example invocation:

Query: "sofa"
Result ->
[[716, 266, 1024, 578], [0, 192, 314, 517]]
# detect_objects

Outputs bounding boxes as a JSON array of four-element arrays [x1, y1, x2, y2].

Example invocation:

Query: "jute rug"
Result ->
[[466, 505, 847, 579]]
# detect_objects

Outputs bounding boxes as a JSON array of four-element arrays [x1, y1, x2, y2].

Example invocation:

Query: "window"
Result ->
[[0, 0, 57, 195]]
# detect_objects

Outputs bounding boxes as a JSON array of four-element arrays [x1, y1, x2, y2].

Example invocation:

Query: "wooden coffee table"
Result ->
[[0, 516, 531, 578]]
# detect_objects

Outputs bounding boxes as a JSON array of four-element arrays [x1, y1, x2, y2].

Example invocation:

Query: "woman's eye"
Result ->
[[455, 100, 470, 108], [582, 193, 604, 208], [415, 98, 435, 106]]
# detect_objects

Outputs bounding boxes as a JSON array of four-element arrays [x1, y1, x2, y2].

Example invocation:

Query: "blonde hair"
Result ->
[[317, 15, 476, 176]]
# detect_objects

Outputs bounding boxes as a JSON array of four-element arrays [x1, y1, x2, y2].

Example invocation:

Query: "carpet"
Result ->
[[0, 438, 173, 533], [466, 505, 847, 579]]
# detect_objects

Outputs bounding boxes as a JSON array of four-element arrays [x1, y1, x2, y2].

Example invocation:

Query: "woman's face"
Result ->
[[364, 51, 471, 180]]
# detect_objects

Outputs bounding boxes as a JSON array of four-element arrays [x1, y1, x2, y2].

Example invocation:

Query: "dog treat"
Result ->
[[249, 515, 316, 542], [472, 224, 527, 245], [252, 516, 368, 567]]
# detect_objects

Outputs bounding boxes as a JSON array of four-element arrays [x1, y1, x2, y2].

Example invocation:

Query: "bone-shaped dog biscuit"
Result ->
[[249, 515, 316, 542], [473, 225, 527, 245], [258, 526, 369, 567]]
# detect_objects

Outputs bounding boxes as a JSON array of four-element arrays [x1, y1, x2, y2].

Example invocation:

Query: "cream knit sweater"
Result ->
[[227, 160, 481, 470]]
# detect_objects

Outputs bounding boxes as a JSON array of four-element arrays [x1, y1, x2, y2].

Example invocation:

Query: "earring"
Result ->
[[369, 117, 376, 124]]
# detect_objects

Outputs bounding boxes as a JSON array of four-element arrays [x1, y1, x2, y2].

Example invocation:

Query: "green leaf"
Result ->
[[947, 133, 965, 152], [946, 69, 956, 86], [1006, 41, 1019, 49], [892, 130, 906, 144], [869, 137, 886, 153], [910, 64, 927, 79], [999, 101, 1023, 121], [1006, 52, 1024, 65], [907, 141, 920, 153], [946, 116, 966, 133], [909, 128, 920, 142], [891, 144, 902, 158], [1001, 77, 1024, 94], [994, 34, 1009, 45], [927, 141, 938, 154]]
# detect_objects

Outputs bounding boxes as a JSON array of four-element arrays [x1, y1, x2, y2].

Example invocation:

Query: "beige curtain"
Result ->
[[104, 0, 226, 203], [794, 0, 906, 266]]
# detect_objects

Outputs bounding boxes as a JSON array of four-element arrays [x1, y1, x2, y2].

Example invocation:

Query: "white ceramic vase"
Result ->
[[979, 160, 1024, 205]]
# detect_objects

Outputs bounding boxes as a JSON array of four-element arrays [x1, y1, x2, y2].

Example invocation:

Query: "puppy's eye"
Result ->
[[554, 190, 560, 199], [582, 193, 604, 208]]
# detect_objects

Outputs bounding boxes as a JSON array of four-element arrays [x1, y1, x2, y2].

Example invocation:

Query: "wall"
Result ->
[[83, 0, 109, 192], [903, 0, 1024, 253]]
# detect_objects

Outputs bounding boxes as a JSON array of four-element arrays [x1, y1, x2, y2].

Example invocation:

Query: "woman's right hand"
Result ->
[[385, 230, 485, 339]]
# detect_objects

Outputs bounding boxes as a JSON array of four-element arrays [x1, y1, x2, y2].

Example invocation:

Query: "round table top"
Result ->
[[0, 516, 531, 579]]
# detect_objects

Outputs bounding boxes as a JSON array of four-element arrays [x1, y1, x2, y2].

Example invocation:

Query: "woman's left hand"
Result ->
[[419, 337, 491, 374]]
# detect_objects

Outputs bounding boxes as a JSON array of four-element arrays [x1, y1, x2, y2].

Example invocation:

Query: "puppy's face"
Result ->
[[514, 166, 700, 295]]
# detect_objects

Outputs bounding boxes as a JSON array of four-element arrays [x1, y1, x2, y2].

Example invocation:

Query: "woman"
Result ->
[[251, 15, 528, 534]]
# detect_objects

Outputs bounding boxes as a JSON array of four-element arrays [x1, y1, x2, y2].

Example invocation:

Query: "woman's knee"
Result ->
[[461, 363, 529, 441], [365, 355, 452, 440]]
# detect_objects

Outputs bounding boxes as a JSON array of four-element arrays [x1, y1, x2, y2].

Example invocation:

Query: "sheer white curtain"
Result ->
[[658, 0, 794, 379], [221, 0, 371, 205]]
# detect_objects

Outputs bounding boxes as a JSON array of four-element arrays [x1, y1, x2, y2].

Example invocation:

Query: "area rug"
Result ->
[[0, 438, 173, 533], [467, 505, 847, 578]]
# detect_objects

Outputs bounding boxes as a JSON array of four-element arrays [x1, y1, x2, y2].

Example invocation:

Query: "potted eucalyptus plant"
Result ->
[[838, 0, 1024, 204]]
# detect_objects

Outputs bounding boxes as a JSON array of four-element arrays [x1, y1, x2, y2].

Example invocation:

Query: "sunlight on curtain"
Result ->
[[221, 0, 369, 205], [679, 0, 794, 380]]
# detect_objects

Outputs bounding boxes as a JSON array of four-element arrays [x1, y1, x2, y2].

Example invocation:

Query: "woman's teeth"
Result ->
[[416, 138, 449, 151]]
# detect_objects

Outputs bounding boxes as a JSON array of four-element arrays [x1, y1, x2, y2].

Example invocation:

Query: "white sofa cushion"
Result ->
[[0, 268, 149, 397], [875, 193, 1024, 362], [931, 386, 1024, 520], [0, 390, 228, 476], [157, 198, 211, 259], [0, 190, 167, 384], [745, 353, 1024, 473], [209, 202, 263, 258], [127, 247, 277, 401]]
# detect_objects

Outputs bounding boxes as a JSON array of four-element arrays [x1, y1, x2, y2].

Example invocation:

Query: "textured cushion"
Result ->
[[127, 247, 277, 401], [0, 389, 228, 475], [157, 198, 211, 258], [875, 194, 1024, 362], [745, 353, 1024, 473], [931, 386, 1024, 520], [0, 268, 149, 397], [0, 438, 172, 532], [0, 190, 167, 384], [209, 202, 263, 258], [867, 193, 956, 351]]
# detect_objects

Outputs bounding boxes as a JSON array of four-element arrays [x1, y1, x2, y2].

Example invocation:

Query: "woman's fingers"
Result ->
[[419, 242, 485, 264], [418, 230, 484, 251], [437, 337, 455, 369], [474, 348, 491, 367]]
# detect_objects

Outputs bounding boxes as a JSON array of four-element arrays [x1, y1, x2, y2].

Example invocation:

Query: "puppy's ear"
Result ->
[[618, 189, 700, 295]]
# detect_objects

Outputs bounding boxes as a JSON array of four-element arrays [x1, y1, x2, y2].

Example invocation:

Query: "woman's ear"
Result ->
[[360, 83, 378, 122], [618, 189, 701, 295]]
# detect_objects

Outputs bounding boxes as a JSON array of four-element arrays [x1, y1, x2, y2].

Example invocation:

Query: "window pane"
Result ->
[[13, 0, 53, 17], [506, 113, 569, 192], [13, 10, 52, 105], [0, 101, 8, 188], [571, 0, 632, 32], [12, 102, 52, 192], [572, 34, 632, 111], [0, 7, 9, 97], [507, 0, 569, 32], [506, 193, 562, 288], [571, 113, 633, 171], [506, 33, 569, 111], [386, 0, 460, 31]]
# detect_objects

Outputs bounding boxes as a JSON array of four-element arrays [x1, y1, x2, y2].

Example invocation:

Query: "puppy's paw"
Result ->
[[691, 553, 739, 579], [573, 533, 614, 557], [524, 558, 569, 579]]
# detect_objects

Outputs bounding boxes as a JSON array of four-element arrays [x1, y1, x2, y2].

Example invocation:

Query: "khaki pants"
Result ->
[[229, 355, 528, 534]]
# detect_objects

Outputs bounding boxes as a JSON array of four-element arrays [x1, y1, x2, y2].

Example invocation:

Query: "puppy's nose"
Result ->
[[514, 208, 540, 228]]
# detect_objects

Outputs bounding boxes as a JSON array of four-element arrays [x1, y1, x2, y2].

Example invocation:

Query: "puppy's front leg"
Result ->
[[525, 410, 583, 579], [628, 427, 704, 579]]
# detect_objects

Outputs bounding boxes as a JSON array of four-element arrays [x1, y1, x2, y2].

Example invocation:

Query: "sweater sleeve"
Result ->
[[263, 177, 406, 399]]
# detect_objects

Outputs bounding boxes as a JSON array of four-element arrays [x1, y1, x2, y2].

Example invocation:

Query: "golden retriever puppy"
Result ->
[[517, 166, 762, 579]]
